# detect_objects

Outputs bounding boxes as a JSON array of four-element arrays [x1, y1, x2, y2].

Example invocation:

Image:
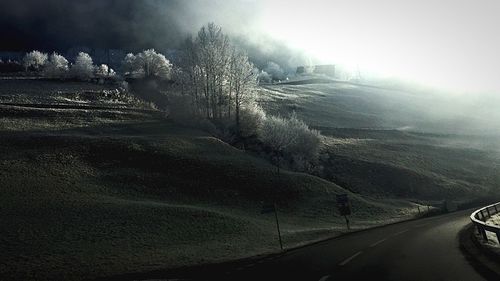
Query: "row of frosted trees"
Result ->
[[22, 51, 115, 80], [22, 49, 174, 81]]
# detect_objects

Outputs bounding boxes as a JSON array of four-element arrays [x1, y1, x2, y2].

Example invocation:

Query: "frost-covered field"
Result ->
[[1, 79, 497, 280], [0, 79, 428, 281], [258, 82, 500, 201], [0, 79, 157, 131], [0, 78, 151, 107], [258, 82, 500, 135], [0, 122, 423, 281]]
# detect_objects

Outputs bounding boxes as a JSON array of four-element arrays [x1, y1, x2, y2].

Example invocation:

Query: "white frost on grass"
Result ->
[[486, 213, 500, 227], [324, 137, 375, 147]]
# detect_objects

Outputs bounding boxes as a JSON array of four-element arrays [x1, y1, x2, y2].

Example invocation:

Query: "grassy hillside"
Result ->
[[0, 80, 421, 280], [258, 82, 500, 135], [257, 82, 500, 201], [0, 124, 419, 281]]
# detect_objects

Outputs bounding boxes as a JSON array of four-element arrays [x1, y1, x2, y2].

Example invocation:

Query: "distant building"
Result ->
[[296, 64, 336, 77], [314, 65, 336, 76]]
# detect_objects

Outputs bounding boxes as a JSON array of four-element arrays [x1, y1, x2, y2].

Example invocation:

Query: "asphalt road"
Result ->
[[170, 210, 489, 281]]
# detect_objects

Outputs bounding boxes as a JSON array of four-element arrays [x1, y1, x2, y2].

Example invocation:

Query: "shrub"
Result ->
[[285, 113, 322, 162], [239, 103, 266, 138], [260, 113, 322, 172], [95, 64, 116, 82], [95, 64, 109, 77], [258, 71, 272, 84], [265, 61, 286, 82]]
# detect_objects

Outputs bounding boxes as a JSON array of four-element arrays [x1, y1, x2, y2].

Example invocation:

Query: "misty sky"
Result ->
[[252, 0, 500, 95], [1, 0, 499, 94]]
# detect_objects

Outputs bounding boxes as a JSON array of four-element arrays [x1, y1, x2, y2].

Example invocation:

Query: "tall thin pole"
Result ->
[[344, 215, 350, 230], [274, 203, 283, 250]]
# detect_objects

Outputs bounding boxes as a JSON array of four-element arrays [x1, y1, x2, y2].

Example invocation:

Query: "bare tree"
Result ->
[[229, 49, 257, 135], [180, 23, 257, 134], [195, 23, 232, 119]]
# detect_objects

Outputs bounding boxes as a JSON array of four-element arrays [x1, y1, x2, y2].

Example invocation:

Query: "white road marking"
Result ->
[[369, 238, 388, 247], [393, 229, 409, 236], [318, 275, 330, 281], [339, 251, 363, 266]]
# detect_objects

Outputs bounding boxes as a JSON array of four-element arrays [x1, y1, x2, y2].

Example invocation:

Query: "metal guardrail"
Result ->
[[470, 202, 500, 243]]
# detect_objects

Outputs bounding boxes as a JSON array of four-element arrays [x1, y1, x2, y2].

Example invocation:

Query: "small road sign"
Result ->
[[336, 194, 351, 216]]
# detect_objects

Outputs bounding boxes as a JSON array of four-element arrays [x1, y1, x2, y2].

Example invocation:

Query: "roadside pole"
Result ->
[[261, 203, 283, 251], [344, 215, 350, 230], [274, 203, 283, 250]]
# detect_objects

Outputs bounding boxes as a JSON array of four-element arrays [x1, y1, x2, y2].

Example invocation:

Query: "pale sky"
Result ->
[[249, 0, 500, 94]]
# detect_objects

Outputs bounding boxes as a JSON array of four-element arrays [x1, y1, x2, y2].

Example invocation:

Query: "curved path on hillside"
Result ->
[[127, 210, 491, 281]]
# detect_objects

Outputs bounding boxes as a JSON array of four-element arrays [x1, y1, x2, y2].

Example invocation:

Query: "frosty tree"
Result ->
[[95, 64, 115, 78], [229, 48, 257, 133], [23, 51, 48, 72], [180, 23, 257, 133], [122, 53, 137, 76], [43, 52, 69, 78], [71, 52, 94, 81], [121, 49, 172, 79]]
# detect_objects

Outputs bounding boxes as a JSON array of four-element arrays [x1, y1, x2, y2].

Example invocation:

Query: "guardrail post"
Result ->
[[495, 205, 498, 213], [496, 231, 500, 244], [480, 210, 485, 220], [480, 226, 488, 241], [486, 207, 491, 217]]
